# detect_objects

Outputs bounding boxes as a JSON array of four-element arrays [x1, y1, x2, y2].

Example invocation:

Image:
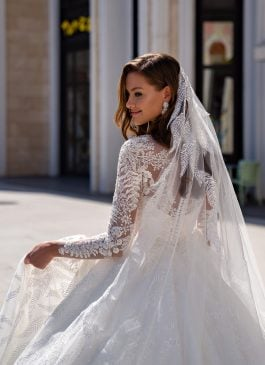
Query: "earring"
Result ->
[[130, 120, 138, 131], [161, 101, 169, 115], [147, 121, 150, 133]]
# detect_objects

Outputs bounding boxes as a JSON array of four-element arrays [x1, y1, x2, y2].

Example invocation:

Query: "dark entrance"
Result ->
[[60, 0, 90, 175], [196, 0, 243, 164]]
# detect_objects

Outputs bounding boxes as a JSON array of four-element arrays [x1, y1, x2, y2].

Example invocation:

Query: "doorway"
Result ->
[[60, 0, 90, 175]]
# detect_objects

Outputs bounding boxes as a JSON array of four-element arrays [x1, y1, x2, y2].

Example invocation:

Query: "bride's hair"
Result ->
[[114, 53, 180, 148]]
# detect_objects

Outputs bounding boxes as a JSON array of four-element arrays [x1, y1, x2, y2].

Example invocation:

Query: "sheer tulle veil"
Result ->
[[160, 67, 265, 339]]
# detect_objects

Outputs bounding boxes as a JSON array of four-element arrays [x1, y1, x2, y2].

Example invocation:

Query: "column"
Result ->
[[254, 0, 265, 199], [243, 0, 256, 160], [138, 0, 178, 57], [0, 0, 6, 176], [90, 0, 133, 193], [178, 0, 195, 85]]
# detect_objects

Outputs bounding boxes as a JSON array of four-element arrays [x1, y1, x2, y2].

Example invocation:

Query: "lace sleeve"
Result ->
[[58, 139, 143, 259]]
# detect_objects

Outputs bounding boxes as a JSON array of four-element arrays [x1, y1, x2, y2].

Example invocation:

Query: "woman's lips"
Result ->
[[130, 111, 142, 116]]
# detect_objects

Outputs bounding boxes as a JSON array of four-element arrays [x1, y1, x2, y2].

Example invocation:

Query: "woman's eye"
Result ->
[[135, 92, 142, 97]]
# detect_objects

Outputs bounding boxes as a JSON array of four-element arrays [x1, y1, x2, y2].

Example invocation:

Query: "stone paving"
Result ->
[[0, 177, 264, 305]]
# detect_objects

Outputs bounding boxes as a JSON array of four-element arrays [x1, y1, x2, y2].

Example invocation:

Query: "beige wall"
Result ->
[[6, 0, 50, 175]]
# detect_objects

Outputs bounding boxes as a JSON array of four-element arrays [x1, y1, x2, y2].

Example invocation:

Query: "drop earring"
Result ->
[[130, 120, 138, 132], [161, 101, 169, 115], [147, 121, 150, 133]]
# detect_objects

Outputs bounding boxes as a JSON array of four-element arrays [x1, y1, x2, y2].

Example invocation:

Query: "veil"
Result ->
[[144, 67, 265, 348], [1, 67, 265, 364]]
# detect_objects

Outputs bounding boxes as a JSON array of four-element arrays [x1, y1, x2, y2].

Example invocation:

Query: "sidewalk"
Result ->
[[1, 176, 264, 222], [0, 176, 113, 202], [0, 177, 113, 305], [0, 176, 264, 305]]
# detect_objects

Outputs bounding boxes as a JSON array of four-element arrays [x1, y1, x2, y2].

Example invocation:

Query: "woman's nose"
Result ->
[[126, 97, 135, 109]]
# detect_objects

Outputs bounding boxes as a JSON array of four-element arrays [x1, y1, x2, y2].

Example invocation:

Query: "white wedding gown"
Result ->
[[1, 134, 265, 365]]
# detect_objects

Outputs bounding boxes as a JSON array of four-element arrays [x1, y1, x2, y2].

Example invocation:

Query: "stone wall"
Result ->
[[6, 0, 50, 175]]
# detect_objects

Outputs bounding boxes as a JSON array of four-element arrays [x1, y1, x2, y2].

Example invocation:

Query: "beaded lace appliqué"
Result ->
[[58, 135, 169, 259]]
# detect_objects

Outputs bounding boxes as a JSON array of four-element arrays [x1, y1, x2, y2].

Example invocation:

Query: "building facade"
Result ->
[[0, 0, 264, 199]]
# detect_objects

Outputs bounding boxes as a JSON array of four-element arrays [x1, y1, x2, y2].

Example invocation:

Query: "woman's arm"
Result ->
[[24, 240, 123, 270], [24, 139, 143, 269]]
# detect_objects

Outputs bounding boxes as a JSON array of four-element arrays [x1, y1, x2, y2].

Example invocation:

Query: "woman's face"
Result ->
[[125, 72, 170, 126]]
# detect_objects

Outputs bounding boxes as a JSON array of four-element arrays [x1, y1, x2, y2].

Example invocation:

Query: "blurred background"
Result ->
[[0, 0, 264, 206]]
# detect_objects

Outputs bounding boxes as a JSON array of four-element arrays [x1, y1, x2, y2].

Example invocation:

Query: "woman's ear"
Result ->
[[163, 85, 172, 102]]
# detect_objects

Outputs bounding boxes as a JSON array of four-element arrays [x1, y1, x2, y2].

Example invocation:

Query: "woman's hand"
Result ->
[[24, 241, 59, 270]]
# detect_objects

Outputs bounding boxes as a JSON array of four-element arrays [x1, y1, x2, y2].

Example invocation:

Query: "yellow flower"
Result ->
[[61, 16, 90, 36], [66, 26, 74, 36], [71, 20, 79, 30], [79, 16, 87, 24], [79, 24, 86, 32], [61, 20, 70, 30]]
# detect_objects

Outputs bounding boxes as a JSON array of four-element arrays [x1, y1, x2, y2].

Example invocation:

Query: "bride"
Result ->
[[1, 53, 265, 364]]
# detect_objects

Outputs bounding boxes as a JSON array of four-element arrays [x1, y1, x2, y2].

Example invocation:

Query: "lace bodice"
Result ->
[[58, 135, 169, 259]]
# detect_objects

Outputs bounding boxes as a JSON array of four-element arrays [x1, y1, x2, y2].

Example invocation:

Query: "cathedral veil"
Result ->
[[143, 68, 265, 354]]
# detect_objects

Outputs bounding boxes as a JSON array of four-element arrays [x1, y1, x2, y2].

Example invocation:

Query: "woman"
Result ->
[[1, 53, 265, 364]]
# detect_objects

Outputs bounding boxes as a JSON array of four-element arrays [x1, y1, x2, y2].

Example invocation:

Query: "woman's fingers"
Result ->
[[24, 253, 31, 264], [24, 243, 53, 269], [23, 244, 42, 265], [23, 242, 57, 269]]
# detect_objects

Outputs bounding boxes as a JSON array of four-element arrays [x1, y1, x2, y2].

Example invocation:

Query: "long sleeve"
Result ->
[[58, 139, 143, 259]]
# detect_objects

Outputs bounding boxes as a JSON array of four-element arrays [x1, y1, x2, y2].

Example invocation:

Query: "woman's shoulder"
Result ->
[[120, 134, 156, 156], [120, 134, 169, 165]]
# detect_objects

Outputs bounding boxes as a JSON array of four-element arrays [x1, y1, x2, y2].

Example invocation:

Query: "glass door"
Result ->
[[196, 0, 243, 164]]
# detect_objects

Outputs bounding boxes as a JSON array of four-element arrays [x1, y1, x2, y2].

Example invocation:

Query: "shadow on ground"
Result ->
[[0, 177, 113, 203], [0, 177, 264, 223]]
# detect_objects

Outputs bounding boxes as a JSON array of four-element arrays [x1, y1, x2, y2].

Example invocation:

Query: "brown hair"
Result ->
[[114, 53, 180, 148]]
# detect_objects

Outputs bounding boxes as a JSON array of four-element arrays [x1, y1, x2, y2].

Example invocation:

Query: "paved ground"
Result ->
[[0, 177, 264, 305]]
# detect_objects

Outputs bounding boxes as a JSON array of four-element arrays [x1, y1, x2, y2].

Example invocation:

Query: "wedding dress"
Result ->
[[1, 69, 265, 365]]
